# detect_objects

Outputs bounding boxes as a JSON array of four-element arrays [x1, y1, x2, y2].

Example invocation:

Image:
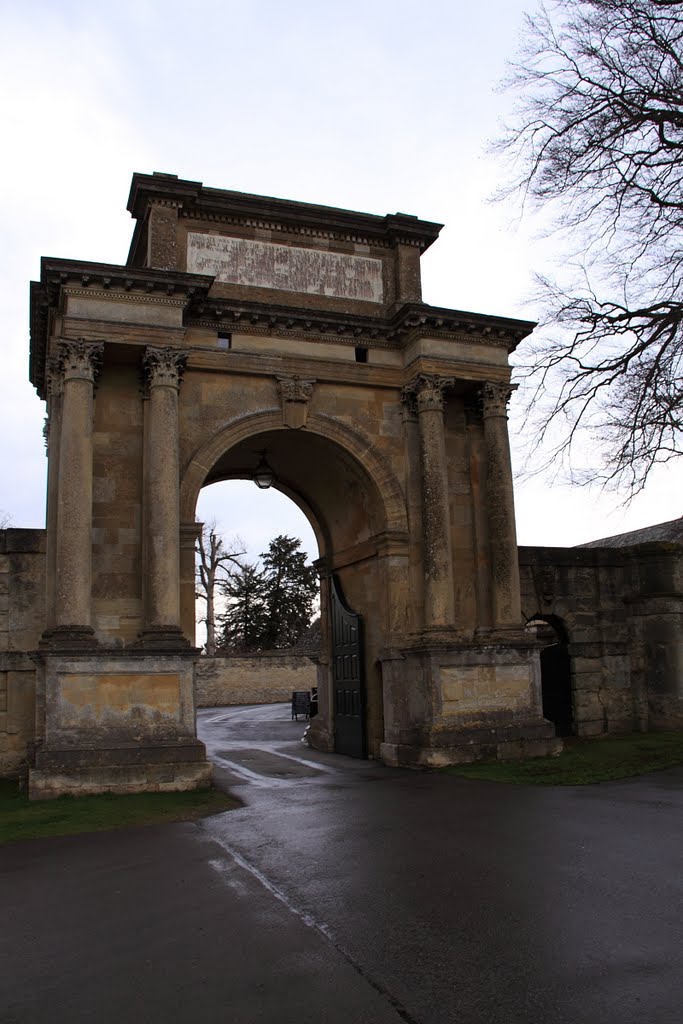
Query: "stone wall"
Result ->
[[2, 522, 680, 776], [194, 652, 318, 707], [0, 529, 45, 776], [519, 541, 683, 736]]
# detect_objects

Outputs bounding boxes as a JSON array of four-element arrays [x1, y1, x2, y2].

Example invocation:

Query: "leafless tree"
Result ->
[[495, 0, 683, 494], [0, 510, 13, 529], [195, 523, 245, 656]]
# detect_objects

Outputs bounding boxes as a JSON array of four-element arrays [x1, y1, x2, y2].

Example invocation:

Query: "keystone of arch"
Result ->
[[179, 409, 408, 535]]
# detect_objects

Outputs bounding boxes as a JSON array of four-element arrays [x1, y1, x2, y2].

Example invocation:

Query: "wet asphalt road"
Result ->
[[2, 704, 682, 1024]]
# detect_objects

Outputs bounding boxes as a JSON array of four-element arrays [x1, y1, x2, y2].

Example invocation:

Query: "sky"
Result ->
[[1, 0, 680, 568]]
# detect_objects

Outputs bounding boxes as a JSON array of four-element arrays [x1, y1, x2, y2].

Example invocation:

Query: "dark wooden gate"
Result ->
[[331, 575, 367, 758]]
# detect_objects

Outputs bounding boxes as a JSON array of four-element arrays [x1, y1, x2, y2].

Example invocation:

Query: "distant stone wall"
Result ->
[[1, 529, 46, 777], [194, 651, 318, 707], [519, 541, 683, 736]]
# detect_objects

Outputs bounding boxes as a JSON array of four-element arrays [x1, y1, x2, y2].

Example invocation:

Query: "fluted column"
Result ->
[[140, 347, 189, 647], [52, 340, 103, 640], [403, 374, 455, 631], [481, 381, 522, 627]]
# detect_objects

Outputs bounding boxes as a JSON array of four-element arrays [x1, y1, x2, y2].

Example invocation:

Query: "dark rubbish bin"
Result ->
[[291, 690, 311, 721]]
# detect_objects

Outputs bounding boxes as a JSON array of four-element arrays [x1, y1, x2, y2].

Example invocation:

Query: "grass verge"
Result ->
[[444, 731, 683, 786], [0, 781, 240, 846]]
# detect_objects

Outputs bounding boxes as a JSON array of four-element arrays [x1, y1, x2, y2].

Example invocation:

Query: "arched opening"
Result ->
[[528, 615, 573, 737], [181, 418, 407, 760], [195, 479, 319, 654]]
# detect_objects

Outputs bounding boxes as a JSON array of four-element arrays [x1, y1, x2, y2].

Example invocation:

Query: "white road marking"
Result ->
[[204, 831, 418, 1024]]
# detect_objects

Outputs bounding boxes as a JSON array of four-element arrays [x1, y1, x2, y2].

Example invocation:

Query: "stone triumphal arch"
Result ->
[[28, 171, 559, 797]]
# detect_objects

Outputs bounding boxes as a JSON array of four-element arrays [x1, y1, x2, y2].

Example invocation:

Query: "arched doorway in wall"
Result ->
[[528, 615, 573, 737], [180, 419, 406, 760]]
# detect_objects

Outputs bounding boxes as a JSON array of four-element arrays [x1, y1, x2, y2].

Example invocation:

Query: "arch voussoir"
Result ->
[[180, 409, 408, 536]]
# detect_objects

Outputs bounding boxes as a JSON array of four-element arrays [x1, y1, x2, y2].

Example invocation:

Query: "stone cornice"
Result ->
[[37, 258, 212, 296], [179, 211, 427, 250], [61, 286, 189, 310], [127, 172, 443, 256], [186, 298, 536, 352]]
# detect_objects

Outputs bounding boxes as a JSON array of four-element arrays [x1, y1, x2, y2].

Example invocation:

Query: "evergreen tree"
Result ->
[[260, 535, 319, 649], [216, 562, 268, 652], [216, 534, 318, 652]]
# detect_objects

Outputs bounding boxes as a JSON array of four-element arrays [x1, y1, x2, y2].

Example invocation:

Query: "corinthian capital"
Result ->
[[142, 347, 189, 394], [57, 339, 104, 384], [402, 373, 456, 413], [481, 381, 518, 418]]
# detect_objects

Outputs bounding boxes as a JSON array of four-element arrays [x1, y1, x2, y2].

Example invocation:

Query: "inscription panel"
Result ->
[[187, 232, 384, 303]]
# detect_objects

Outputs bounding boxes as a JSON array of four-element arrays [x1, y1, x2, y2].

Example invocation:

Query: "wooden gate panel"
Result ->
[[331, 575, 366, 758]]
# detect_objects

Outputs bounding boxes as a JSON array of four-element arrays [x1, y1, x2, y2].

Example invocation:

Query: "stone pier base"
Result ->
[[28, 649, 212, 800], [29, 742, 212, 799], [377, 637, 561, 768], [379, 720, 560, 768]]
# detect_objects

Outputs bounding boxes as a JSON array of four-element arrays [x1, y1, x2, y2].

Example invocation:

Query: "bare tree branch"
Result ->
[[495, 0, 683, 493], [195, 521, 245, 656]]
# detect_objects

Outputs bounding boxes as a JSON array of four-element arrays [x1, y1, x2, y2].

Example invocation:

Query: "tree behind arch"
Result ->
[[260, 535, 319, 649], [195, 522, 245, 656], [217, 562, 268, 653], [216, 534, 318, 652]]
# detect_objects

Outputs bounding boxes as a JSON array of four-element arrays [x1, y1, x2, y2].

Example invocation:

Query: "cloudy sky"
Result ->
[[1, 0, 680, 565]]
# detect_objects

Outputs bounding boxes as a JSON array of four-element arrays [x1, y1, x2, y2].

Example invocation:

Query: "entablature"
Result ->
[[30, 258, 213, 399], [184, 296, 535, 352], [30, 256, 534, 400]]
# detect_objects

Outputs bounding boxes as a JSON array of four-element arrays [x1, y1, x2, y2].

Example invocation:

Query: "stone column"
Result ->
[[139, 347, 189, 648], [401, 391, 424, 633], [52, 340, 103, 642], [180, 522, 202, 643], [44, 361, 63, 632], [481, 381, 522, 627], [403, 374, 456, 631]]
